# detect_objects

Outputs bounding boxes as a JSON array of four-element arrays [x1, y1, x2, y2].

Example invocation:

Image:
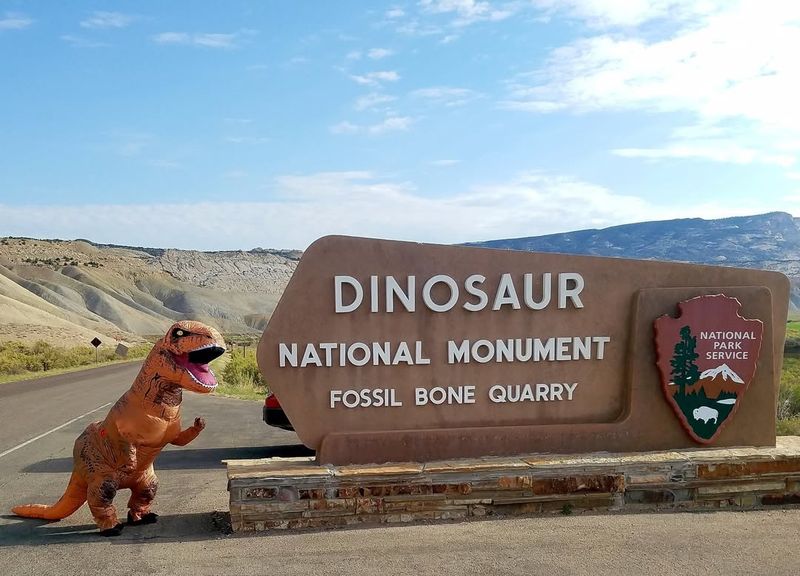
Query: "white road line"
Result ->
[[0, 402, 112, 459]]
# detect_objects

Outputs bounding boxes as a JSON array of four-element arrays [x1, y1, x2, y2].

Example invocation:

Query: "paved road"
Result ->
[[2, 364, 800, 575]]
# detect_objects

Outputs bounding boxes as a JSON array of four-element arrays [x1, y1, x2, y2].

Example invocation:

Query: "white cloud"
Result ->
[[389, 2, 506, 36], [80, 11, 136, 29], [354, 92, 397, 111], [110, 133, 153, 158], [154, 32, 192, 45], [530, 0, 726, 28], [224, 136, 270, 145], [418, 0, 515, 26], [60, 35, 110, 48], [2, 171, 787, 250], [153, 31, 250, 49], [285, 56, 308, 66], [331, 116, 413, 135], [150, 159, 183, 170], [613, 144, 795, 168], [368, 48, 394, 60], [412, 86, 480, 107], [194, 34, 239, 49], [508, 1, 800, 169], [349, 70, 401, 86], [370, 116, 413, 134], [330, 121, 360, 135], [394, 19, 444, 36], [0, 12, 33, 30]]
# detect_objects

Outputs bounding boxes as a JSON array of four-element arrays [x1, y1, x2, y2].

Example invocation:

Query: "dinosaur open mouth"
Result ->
[[173, 345, 225, 389]]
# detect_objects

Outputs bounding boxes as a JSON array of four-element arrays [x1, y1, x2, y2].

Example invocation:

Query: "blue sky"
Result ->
[[1, 1, 799, 250]]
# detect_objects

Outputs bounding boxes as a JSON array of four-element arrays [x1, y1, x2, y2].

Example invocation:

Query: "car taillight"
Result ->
[[265, 393, 281, 409]]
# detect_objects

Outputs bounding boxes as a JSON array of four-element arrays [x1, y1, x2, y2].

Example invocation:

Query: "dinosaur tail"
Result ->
[[12, 471, 87, 520]]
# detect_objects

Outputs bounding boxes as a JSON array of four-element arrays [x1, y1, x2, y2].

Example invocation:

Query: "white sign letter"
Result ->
[[558, 273, 585, 309], [422, 275, 459, 312], [463, 274, 488, 312], [335, 275, 363, 313]]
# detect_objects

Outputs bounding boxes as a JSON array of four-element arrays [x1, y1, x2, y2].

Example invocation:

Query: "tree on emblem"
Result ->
[[670, 325, 700, 397]]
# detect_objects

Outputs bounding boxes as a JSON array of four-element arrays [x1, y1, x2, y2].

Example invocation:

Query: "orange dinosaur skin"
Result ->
[[12, 320, 226, 535]]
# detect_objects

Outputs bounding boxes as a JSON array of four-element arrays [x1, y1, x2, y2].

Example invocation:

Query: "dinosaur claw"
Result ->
[[127, 511, 159, 526], [99, 523, 125, 537]]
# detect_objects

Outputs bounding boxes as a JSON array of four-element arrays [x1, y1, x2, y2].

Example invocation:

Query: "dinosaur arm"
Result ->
[[171, 417, 205, 446]]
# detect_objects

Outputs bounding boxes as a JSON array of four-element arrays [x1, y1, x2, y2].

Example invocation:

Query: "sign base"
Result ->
[[227, 436, 800, 532]]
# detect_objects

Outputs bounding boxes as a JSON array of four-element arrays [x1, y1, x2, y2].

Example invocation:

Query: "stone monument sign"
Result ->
[[257, 236, 789, 465]]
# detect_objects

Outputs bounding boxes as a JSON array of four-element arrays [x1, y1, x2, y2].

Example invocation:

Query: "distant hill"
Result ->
[[1, 211, 797, 346], [0, 237, 298, 346], [467, 211, 800, 310]]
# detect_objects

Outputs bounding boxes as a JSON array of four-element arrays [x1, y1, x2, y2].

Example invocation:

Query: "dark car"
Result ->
[[263, 392, 293, 431]]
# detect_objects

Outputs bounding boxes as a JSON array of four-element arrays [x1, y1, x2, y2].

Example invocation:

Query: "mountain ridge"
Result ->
[[468, 211, 800, 309], [1, 211, 797, 346]]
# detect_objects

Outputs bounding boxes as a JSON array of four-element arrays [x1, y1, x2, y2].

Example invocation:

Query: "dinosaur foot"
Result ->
[[127, 512, 159, 526], [99, 523, 125, 537]]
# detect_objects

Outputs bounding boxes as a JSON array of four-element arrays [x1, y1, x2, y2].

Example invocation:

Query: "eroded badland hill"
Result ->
[[0, 238, 298, 346]]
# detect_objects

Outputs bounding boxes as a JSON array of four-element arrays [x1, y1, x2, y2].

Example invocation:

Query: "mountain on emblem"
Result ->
[[699, 364, 744, 384], [655, 295, 764, 444]]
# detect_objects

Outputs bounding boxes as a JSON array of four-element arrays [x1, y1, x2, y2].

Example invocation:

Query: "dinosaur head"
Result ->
[[154, 320, 226, 394]]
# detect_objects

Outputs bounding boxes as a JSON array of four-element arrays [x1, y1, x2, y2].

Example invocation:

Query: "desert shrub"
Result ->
[[777, 417, 800, 436], [0, 347, 28, 375], [785, 322, 800, 352], [0, 340, 152, 379], [215, 349, 267, 399], [128, 343, 152, 358], [220, 350, 266, 390], [778, 355, 800, 424]]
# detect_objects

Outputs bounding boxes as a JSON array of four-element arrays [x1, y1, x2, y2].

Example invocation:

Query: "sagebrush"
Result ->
[[779, 355, 800, 435], [0, 340, 151, 377], [214, 349, 268, 399]]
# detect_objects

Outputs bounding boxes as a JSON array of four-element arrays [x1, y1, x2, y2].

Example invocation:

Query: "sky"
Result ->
[[1, 0, 799, 250]]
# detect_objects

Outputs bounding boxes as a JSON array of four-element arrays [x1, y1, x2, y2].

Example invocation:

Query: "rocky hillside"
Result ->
[[468, 212, 800, 310], [0, 238, 298, 346], [2, 211, 798, 347]]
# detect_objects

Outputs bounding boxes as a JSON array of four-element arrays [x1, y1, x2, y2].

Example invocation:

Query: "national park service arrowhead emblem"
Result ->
[[654, 294, 764, 444]]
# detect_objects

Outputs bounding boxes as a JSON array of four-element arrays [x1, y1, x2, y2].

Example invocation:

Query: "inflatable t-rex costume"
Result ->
[[12, 320, 226, 536]]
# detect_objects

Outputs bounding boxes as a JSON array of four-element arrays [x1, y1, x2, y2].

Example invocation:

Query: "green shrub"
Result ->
[[128, 343, 152, 358], [779, 356, 800, 424], [777, 417, 800, 436], [220, 350, 266, 388], [215, 349, 268, 400], [0, 340, 152, 380], [785, 322, 800, 352], [0, 347, 28, 375]]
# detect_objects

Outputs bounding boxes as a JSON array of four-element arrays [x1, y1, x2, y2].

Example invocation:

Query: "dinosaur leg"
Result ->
[[87, 477, 123, 536], [126, 468, 159, 525]]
